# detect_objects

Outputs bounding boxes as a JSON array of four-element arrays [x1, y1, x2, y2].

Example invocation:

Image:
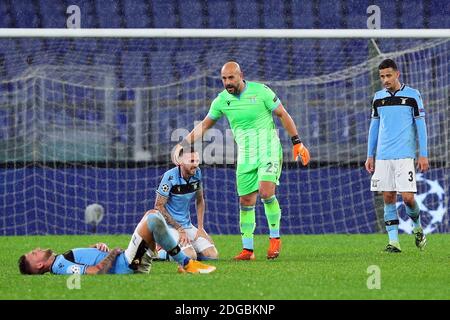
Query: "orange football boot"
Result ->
[[267, 238, 281, 259], [233, 249, 255, 261], [178, 260, 216, 274]]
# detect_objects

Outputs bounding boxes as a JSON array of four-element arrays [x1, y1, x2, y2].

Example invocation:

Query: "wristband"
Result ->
[[291, 135, 302, 145]]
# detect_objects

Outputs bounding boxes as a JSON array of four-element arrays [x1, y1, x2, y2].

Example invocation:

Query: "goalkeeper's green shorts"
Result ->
[[236, 151, 283, 197]]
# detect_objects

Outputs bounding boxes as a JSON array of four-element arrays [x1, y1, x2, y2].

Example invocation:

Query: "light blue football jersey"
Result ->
[[156, 167, 202, 228], [370, 84, 425, 160], [50, 248, 133, 275]]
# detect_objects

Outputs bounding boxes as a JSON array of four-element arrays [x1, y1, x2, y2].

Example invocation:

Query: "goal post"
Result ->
[[0, 29, 448, 235], [0, 28, 449, 38]]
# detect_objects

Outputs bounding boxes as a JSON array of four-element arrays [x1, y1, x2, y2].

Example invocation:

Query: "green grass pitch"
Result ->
[[1, 234, 449, 300]]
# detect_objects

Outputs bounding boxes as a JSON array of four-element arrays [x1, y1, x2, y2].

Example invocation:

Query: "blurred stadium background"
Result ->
[[0, 0, 448, 236]]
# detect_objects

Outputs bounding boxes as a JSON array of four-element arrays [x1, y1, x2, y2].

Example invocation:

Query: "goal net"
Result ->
[[0, 31, 448, 235]]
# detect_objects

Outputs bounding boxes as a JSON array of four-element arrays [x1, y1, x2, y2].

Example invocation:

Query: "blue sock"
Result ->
[[242, 238, 254, 251], [147, 212, 190, 266], [171, 250, 190, 266], [157, 250, 168, 260], [405, 200, 421, 229], [157, 249, 173, 261], [384, 203, 399, 243]]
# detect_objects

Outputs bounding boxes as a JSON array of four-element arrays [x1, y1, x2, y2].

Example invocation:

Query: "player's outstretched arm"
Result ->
[[85, 248, 121, 274], [273, 104, 310, 166], [171, 116, 216, 165]]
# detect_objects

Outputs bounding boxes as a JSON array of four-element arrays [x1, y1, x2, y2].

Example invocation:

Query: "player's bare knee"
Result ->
[[383, 192, 396, 204], [202, 247, 218, 259], [240, 195, 256, 206], [259, 190, 275, 200], [143, 209, 159, 221], [240, 198, 252, 206], [403, 197, 415, 208], [259, 181, 276, 199], [146, 211, 165, 231], [183, 248, 197, 260]]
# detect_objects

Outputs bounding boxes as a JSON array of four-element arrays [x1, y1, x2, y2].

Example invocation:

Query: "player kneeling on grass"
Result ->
[[18, 209, 216, 275], [155, 150, 218, 262]]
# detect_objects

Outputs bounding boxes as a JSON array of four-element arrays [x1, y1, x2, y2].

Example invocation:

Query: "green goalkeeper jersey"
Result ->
[[207, 81, 282, 164]]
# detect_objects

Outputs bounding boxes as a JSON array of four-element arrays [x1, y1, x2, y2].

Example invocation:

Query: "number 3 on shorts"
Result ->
[[408, 171, 414, 182]]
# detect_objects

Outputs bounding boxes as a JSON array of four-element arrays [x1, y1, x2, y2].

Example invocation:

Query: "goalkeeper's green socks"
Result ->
[[262, 195, 281, 238], [239, 205, 256, 250], [405, 200, 422, 229]]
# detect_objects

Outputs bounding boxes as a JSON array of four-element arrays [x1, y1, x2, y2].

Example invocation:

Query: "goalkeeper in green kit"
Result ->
[[172, 61, 310, 260]]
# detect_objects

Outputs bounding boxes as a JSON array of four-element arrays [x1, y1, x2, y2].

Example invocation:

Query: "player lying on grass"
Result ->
[[155, 150, 218, 261], [18, 209, 216, 275]]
